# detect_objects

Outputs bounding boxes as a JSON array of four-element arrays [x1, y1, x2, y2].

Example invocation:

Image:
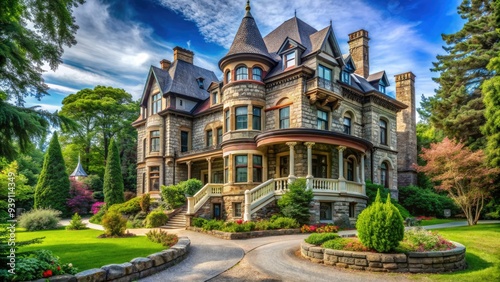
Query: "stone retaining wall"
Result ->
[[301, 241, 466, 273], [32, 237, 191, 282], [187, 227, 301, 240]]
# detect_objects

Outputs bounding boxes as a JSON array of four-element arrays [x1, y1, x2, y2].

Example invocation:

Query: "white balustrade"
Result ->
[[312, 178, 339, 191], [345, 181, 363, 194]]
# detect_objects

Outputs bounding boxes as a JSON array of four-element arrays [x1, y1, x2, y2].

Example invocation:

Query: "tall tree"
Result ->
[[429, 0, 499, 148], [34, 132, 70, 215], [103, 138, 124, 206], [0, 0, 84, 104], [60, 86, 138, 178], [416, 138, 499, 225]]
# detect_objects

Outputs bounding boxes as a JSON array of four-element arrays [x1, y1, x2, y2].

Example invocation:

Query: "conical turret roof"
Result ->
[[70, 155, 88, 178], [219, 1, 274, 68]]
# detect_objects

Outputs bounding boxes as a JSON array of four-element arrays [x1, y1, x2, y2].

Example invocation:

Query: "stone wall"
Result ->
[[301, 241, 466, 273], [35, 237, 191, 282]]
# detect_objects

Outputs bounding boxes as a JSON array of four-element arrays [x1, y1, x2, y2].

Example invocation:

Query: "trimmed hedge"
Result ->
[[305, 233, 339, 245]]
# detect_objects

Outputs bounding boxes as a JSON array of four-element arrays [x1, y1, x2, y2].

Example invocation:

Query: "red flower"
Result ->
[[57, 266, 61, 271], [43, 270, 53, 278], [236, 219, 243, 225]]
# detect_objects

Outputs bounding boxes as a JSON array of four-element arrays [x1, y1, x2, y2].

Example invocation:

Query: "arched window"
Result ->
[[380, 162, 389, 188], [226, 70, 231, 83], [346, 158, 354, 181], [379, 119, 388, 145], [252, 67, 263, 81], [236, 66, 248, 80]]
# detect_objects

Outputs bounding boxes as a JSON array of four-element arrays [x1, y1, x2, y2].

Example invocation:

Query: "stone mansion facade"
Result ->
[[132, 3, 417, 224]]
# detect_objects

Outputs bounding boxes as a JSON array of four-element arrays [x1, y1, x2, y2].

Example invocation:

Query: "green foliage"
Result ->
[[0, 225, 44, 272], [140, 193, 151, 213], [146, 229, 178, 248], [101, 211, 127, 237], [398, 227, 454, 252], [366, 181, 412, 219], [103, 138, 125, 207], [66, 213, 87, 230], [201, 219, 225, 231], [19, 208, 61, 231], [34, 133, 70, 215], [180, 179, 203, 196], [89, 206, 106, 224], [160, 184, 186, 210], [322, 238, 349, 250], [356, 191, 405, 252], [82, 175, 103, 191], [399, 185, 459, 217], [60, 86, 139, 189], [269, 217, 299, 229], [305, 233, 339, 245], [322, 238, 370, 252], [108, 197, 141, 215], [193, 217, 208, 228], [429, 0, 498, 148], [277, 179, 313, 225], [145, 210, 168, 228], [222, 221, 256, 232], [0, 161, 34, 221]]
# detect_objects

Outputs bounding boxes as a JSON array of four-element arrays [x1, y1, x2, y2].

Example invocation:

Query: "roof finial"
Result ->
[[294, 9, 297, 17], [330, 19, 332, 26], [246, 0, 250, 12]]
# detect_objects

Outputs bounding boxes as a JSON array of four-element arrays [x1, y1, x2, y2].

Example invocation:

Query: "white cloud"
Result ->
[[157, 0, 443, 112]]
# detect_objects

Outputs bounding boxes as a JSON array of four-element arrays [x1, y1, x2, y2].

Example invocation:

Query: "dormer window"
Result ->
[[341, 71, 350, 84], [252, 67, 263, 81], [236, 66, 248, 80], [152, 93, 161, 115], [318, 65, 332, 81], [379, 84, 386, 93], [211, 91, 219, 105], [285, 52, 296, 68]]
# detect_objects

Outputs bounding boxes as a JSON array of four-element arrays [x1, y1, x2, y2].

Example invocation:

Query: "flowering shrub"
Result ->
[[236, 219, 243, 224], [301, 224, 338, 233], [193, 216, 298, 232], [91, 202, 105, 215], [67, 180, 94, 215], [399, 227, 455, 252], [12, 250, 78, 281]]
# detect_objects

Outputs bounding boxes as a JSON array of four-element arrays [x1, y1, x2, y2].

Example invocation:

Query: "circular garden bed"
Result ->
[[301, 240, 466, 273]]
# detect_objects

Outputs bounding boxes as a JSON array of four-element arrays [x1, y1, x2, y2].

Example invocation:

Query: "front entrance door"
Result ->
[[213, 203, 221, 220]]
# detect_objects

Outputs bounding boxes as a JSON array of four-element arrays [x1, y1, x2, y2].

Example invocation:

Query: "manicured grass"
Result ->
[[413, 224, 500, 281], [419, 218, 463, 226], [17, 227, 164, 270]]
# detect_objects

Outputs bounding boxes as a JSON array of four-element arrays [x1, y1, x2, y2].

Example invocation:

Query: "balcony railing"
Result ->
[[179, 143, 222, 157], [306, 77, 343, 95]]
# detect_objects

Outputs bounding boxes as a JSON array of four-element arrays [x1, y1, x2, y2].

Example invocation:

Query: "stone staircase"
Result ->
[[161, 206, 187, 229]]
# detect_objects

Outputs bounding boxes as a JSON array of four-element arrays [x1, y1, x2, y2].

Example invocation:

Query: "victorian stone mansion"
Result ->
[[132, 2, 417, 224]]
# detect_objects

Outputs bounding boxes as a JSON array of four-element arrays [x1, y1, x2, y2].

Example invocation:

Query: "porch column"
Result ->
[[361, 153, 366, 195], [305, 142, 315, 189], [186, 161, 192, 179], [338, 146, 346, 191], [286, 142, 297, 183], [206, 157, 212, 183], [244, 190, 251, 221]]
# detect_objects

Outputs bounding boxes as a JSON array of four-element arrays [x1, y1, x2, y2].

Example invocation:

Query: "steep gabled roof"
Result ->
[[70, 155, 87, 178], [263, 17, 318, 60], [367, 70, 390, 86], [140, 61, 217, 106], [220, 3, 273, 67]]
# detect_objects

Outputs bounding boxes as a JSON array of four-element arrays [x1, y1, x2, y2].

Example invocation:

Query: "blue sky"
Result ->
[[26, 0, 465, 115]]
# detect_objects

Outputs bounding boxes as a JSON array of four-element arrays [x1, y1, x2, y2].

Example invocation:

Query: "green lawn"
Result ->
[[419, 218, 462, 226], [17, 228, 164, 270], [412, 224, 500, 281]]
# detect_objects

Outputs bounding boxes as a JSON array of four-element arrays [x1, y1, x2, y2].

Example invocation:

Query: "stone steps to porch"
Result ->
[[160, 207, 187, 229]]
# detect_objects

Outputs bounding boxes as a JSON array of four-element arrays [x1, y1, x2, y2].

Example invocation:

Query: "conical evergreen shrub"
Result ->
[[356, 190, 404, 252], [103, 138, 124, 206], [34, 132, 70, 215]]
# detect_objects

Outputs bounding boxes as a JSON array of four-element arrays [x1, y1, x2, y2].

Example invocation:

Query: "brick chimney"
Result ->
[[160, 59, 171, 70], [348, 29, 370, 78], [395, 71, 417, 187], [173, 46, 194, 64]]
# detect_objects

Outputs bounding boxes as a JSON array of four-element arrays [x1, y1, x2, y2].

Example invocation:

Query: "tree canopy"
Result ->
[[0, 0, 84, 104], [416, 138, 499, 225], [428, 0, 499, 149]]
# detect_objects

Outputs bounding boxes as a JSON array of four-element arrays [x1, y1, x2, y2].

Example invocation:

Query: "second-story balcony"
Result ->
[[305, 77, 343, 110]]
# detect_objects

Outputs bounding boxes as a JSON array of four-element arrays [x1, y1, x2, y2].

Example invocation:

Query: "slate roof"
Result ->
[[263, 17, 319, 60], [222, 7, 272, 62], [70, 156, 87, 177], [150, 60, 218, 101]]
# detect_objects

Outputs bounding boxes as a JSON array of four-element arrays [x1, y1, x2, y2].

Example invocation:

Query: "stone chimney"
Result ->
[[395, 71, 417, 187], [173, 46, 194, 64], [160, 59, 171, 70], [348, 29, 370, 78]]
